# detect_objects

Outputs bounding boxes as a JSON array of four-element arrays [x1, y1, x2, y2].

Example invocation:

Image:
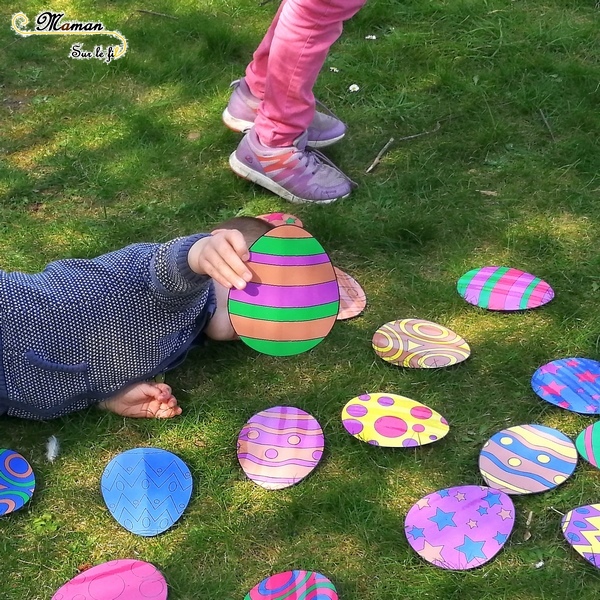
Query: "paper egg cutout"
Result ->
[[245, 570, 338, 600], [562, 504, 600, 569], [341, 393, 449, 447], [531, 358, 600, 414], [334, 266, 366, 320], [479, 424, 577, 495], [372, 319, 470, 368], [575, 422, 600, 468], [237, 406, 324, 490], [51, 559, 167, 600], [101, 448, 192, 536], [0, 449, 35, 516], [228, 225, 339, 357], [257, 212, 303, 228], [405, 485, 515, 570], [457, 266, 554, 311]]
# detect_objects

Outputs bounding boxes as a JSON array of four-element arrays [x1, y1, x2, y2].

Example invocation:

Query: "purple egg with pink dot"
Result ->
[[341, 393, 449, 448]]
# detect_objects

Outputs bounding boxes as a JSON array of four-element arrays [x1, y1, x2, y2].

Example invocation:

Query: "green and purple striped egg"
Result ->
[[228, 225, 339, 357], [457, 266, 554, 311]]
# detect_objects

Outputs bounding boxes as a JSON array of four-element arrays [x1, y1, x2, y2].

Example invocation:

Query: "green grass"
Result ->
[[1, 0, 600, 597]]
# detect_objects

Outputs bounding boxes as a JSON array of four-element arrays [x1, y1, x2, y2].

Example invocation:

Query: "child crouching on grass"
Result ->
[[0, 217, 272, 420]]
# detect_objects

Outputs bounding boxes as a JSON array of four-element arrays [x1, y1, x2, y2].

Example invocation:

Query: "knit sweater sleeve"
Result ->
[[149, 233, 212, 301]]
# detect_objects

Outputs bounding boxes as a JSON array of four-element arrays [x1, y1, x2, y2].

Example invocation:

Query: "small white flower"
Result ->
[[535, 560, 544, 569], [329, 67, 339, 73], [365, 35, 377, 40], [348, 84, 360, 93]]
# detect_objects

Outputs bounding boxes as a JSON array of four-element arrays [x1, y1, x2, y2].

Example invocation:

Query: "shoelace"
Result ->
[[297, 144, 358, 189]]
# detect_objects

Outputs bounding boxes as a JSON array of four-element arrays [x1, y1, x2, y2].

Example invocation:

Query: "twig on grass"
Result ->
[[366, 121, 441, 173], [365, 137, 394, 174], [135, 9, 178, 19], [539, 108, 556, 141]]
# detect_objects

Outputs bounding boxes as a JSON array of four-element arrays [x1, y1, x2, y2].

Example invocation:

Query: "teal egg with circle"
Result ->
[[0, 449, 35, 515]]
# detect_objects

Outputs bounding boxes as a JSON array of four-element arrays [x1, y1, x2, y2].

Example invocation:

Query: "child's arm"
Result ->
[[149, 229, 252, 300]]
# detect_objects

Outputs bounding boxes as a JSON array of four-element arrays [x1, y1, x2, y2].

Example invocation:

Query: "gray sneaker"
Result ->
[[229, 128, 356, 205], [223, 78, 346, 148]]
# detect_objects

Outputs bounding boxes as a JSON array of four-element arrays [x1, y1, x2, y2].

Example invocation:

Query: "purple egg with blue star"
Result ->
[[531, 358, 600, 415], [404, 485, 515, 570]]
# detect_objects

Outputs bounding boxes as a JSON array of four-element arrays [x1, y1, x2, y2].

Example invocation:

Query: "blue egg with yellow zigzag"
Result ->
[[101, 448, 192, 536]]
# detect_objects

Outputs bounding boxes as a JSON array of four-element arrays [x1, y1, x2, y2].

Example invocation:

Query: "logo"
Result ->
[[11, 11, 127, 63]]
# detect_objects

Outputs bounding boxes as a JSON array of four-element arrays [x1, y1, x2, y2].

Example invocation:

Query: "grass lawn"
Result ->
[[1, 0, 600, 597]]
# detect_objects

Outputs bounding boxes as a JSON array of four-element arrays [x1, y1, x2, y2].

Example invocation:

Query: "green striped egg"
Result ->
[[457, 266, 554, 311], [228, 225, 339, 356]]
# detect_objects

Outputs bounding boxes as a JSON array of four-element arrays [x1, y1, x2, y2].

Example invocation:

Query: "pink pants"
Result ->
[[245, 0, 367, 147]]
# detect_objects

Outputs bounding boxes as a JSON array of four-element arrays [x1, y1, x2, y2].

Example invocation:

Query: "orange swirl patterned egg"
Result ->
[[372, 318, 470, 368]]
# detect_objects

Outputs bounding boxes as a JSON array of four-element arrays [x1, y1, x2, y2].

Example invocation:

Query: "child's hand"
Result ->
[[188, 229, 253, 290]]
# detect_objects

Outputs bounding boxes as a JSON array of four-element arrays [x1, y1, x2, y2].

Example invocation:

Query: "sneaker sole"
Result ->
[[222, 109, 253, 134], [229, 152, 349, 205], [222, 109, 345, 149]]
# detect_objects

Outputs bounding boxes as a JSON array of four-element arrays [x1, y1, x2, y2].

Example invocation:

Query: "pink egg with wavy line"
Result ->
[[237, 406, 324, 490], [51, 559, 167, 600]]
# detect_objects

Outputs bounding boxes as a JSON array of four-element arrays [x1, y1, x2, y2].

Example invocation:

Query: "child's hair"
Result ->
[[214, 216, 275, 245]]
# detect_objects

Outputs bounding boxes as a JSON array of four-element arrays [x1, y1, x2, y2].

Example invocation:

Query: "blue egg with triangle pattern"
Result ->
[[101, 448, 193, 536]]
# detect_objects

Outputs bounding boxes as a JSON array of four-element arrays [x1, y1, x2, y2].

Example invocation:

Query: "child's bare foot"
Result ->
[[99, 382, 182, 419]]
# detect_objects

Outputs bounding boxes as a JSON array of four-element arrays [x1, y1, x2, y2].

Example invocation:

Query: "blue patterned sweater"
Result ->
[[0, 234, 215, 420]]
